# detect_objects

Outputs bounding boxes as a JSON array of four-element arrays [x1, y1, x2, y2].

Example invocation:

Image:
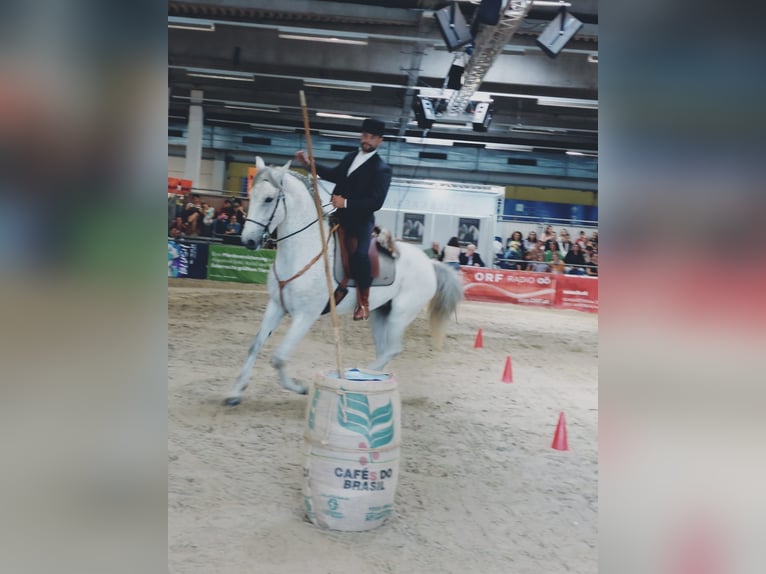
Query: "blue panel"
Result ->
[[503, 199, 598, 225]]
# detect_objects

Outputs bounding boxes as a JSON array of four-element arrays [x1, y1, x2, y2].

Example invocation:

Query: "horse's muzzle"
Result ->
[[245, 238, 258, 250]]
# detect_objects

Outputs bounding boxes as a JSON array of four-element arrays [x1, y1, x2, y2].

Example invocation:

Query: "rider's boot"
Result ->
[[353, 287, 370, 321]]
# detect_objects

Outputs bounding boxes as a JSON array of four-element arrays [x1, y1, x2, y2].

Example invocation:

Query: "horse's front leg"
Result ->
[[224, 300, 286, 406], [271, 312, 321, 395]]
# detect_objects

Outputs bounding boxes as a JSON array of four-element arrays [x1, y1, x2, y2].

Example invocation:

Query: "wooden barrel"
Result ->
[[303, 369, 401, 531]]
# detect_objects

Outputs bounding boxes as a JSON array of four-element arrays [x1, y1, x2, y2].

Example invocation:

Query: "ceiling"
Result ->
[[168, 0, 598, 189]]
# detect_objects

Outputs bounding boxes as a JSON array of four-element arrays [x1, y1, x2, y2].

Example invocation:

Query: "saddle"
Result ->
[[321, 226, 396, 315]]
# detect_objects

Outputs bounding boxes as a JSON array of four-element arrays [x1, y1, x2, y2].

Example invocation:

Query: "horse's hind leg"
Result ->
[[367, 307, 420, 371], [271, 312, 320, 395], [224, 300, 285, 406]]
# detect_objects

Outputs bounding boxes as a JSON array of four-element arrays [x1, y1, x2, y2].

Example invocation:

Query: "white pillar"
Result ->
[[184, 89, 204, 188], [211, 151, 226, 192]]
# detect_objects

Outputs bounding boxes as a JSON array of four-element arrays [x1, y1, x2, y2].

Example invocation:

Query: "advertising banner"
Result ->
[[207, 244, 276, 284], [554, 274, 599, 313], [461, 267, 557, 307], [168, 240, 209, 279], [460, 267, 598, 313]]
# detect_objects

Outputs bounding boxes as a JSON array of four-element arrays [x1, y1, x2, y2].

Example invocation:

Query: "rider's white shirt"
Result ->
[[347, 149, 377, 175]]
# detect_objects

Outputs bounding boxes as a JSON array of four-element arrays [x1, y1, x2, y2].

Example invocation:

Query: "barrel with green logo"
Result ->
[[303, 369, 401, 531]]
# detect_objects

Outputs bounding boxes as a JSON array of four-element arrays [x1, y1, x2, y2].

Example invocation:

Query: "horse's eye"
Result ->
[[264, 197, 274, 203]]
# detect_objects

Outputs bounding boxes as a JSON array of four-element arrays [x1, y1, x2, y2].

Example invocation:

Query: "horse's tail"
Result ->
[[428, 262, 464, 349]]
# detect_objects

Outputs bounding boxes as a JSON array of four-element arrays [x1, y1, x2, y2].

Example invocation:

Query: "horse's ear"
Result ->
[[255, 156, 266, 169], [282, 159, 291, 171]]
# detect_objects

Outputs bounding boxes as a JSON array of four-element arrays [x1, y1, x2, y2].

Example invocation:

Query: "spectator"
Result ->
[[523, 230, 539, 252], [181, 193, 203, 235], [168, 194, 179, 228], [543, 239, 562, 263], [215, 199, 234, 235], [221, 199, 235, 218], [233, 199, 246, 226], [559, 228, 573, 255], [549, 250, 565, 274], [541, 224, 556, 243], [528, 250, 549, 272], [168, 217, 184, 238], [225, 215, 242, 235], [459, 244, 485, 267], [439, 236, 461, 270], [589, 230, 598, 248], [523, 248, 535, 270], [576, 230, 589, 248], [584, 251, 598, 276], [500, 231, 525, 269], [201, 202, 216, 237], [564, 243, 587, 274], [423, 241, 441, 259]]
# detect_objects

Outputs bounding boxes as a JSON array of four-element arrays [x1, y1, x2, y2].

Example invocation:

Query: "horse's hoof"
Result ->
[[223, 396, 241, 407], [283, 382, 308, 395]]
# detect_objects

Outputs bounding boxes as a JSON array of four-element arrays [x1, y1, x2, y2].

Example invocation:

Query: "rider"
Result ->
[[294, 118, 392, 320]]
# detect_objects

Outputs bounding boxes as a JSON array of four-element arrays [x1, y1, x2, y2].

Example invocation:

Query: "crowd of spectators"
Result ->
[[168, 193, 248, 239], [425, 237, 487, 271], [496, 226, 598, 276], [168, 194, 597, 278]]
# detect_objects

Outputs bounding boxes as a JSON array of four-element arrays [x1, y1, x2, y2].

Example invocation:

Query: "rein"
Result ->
[[273, 223, 339, 310]]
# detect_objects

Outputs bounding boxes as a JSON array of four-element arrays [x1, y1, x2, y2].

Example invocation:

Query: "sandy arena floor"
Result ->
[[168, 278, 598, 574]]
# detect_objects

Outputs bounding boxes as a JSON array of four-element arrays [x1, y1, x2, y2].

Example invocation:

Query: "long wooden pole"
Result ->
[[299, 91, 344, 378]]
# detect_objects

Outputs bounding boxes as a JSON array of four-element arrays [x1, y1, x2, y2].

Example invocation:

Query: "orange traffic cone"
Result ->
[[473, 328, 483, 348], [551, 412, 568, 451], [501, 356, 513, 383]]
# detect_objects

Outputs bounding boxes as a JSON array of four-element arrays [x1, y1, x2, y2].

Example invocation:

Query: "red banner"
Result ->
[[460, 267, 597, 313], [168, 177, 192, 194], [554, 274, 599, 313]]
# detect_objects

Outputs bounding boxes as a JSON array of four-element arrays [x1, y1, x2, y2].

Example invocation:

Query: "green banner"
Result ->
[[207, 244, 276, 284]]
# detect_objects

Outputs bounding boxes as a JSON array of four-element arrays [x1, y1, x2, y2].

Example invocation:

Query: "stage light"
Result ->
[[434, 2, 473, 52], [536, 6, 583, 58], [471, 102, 493, 132], [413, 96, 436, 129]]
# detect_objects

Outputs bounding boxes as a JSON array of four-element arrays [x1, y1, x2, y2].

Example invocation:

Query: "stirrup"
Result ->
[[353, 305, 369, 321]]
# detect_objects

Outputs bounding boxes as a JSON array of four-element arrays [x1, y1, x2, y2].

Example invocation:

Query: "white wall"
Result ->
[[377, 178, 504, 265], [168, 156, 216, 190]]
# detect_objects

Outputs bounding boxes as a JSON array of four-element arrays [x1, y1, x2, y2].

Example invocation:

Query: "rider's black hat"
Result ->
[[361, 118, 385, 136]]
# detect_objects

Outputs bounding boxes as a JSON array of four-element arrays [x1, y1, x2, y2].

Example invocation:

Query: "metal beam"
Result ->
[[447, 0, 534, 114]]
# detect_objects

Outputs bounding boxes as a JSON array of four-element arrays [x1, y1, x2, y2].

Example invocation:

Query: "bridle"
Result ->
[[244, 168, 337, 310], [245, 169, 332, 244], [244, 176, 286, 245]]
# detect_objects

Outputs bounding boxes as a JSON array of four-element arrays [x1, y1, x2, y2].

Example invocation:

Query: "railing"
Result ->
[[497, 214, 599, 228], [493, 256, 597, 275]]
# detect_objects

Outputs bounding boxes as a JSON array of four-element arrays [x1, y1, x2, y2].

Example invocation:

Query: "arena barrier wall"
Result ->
[[460, 267, 598, 313], [206, 244, 276, 284], [167, 242, 597, 313], [168, 240, 209, 279]]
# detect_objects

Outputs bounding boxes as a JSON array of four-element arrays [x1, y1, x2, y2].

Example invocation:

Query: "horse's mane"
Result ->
[[254, 165, 317, 199], [286, 169, 314, 194]]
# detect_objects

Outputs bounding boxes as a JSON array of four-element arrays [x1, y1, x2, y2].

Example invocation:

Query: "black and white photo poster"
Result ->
[[402, 213, 424, 242], [458, 217, 480, 247]]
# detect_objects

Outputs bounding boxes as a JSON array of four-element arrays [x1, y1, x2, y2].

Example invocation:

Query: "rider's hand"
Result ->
[[331, 195, 346, 209], [294, 150, 310, 166]]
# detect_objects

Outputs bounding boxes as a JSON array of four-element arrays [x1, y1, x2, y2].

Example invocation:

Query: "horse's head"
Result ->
[[241, 156, 291, 250]]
